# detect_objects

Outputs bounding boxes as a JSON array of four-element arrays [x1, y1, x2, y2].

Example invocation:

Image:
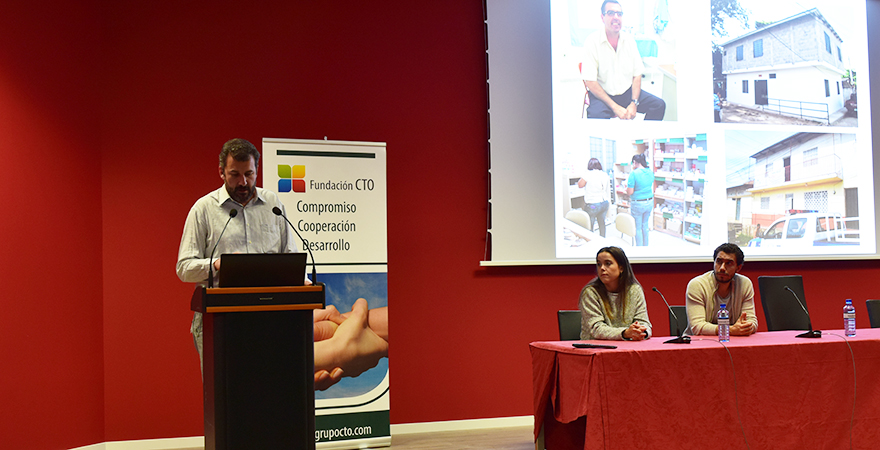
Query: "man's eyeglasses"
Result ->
[[604, 10, 624, 17]]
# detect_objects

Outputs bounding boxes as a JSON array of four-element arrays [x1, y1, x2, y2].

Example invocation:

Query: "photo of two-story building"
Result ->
[[726, 131, 861, 248], [714, 7, 857, 126]]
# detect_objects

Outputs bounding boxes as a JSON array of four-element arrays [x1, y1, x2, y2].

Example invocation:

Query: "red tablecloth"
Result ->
[[531, 329, 880, 450]]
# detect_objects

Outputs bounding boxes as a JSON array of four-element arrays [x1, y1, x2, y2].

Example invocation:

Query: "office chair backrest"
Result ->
[[565, 209, 591, 230], [867, 300, 880, 328], [668, 305, 688, 336], [757, 275, 811, 331], [558, 310, 581, 340], [615, 213, 636, 245]]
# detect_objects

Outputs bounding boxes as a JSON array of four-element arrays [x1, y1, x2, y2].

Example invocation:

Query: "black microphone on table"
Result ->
[[208, 208, 238, 288], [273, 206, 318, 285], [652, 287, 691, 344], [784, 285, 822, 338]]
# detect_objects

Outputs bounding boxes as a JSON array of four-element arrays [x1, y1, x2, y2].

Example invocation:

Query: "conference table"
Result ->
[[531, 329, 880, 450]]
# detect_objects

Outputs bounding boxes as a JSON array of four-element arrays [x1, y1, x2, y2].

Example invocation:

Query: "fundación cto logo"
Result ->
[[277, 164, 306, 193]]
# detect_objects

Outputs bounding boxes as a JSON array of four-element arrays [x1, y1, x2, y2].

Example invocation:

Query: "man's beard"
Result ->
[[714, 270, 733, 284], [228, 185, 255, 204]]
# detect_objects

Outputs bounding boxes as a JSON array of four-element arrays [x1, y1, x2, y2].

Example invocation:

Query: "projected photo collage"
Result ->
[[551, 0, 874, 261]]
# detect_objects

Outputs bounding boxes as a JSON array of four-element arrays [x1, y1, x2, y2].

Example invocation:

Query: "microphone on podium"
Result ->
[[652, 287, 691, 344], [208, 208, 238, 288], [784, 285, 821, 338], [273, 206, 318, 285]]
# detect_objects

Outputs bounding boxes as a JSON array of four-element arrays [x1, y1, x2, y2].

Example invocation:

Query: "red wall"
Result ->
[[3, 1, 880, 448], [0, 2, 104, 449]]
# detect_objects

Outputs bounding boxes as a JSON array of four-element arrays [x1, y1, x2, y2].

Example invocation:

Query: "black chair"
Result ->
[[668, 305, 688, 336], [557, 310, 581, 340], [757, 275, 811, 331], [867, 300, 880, 328]]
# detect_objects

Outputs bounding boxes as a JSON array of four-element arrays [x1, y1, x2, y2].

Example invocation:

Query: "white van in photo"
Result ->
[[754, 211, 858, 248]]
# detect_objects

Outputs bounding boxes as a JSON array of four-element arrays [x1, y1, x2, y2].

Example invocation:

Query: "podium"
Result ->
[[191, 284, 325, 450]]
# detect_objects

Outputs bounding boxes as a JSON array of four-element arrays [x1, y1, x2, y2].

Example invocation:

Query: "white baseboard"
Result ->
[[70, 436, 204, 450], [69, 416, 534, 449], [390, 415, 533, 435]]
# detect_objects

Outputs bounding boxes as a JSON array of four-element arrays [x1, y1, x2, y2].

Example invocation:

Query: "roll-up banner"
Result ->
[[263, 138, 390, 449]]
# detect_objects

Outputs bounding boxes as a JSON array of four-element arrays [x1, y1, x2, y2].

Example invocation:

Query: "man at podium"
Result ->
[[176, 138, 306, 368], [177, 138, 388, 392]]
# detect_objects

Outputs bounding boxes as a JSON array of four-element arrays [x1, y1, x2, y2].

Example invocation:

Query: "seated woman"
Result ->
[[579, 246, 652, 340]]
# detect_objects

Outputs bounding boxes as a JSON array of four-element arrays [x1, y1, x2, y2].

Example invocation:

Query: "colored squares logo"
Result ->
[[278, 165, 306, 193]]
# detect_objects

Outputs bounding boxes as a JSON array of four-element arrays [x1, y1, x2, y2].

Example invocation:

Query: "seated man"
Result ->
[[686, 243, 758, 336], [582, 0, 666, 120]]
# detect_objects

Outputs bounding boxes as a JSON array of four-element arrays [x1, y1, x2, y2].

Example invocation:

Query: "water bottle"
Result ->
[[844, 299, 856, 337], [717, 303, 730, 342]]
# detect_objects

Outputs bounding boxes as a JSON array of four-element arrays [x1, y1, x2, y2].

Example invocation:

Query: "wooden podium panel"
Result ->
[[193, 285, 324, 450]]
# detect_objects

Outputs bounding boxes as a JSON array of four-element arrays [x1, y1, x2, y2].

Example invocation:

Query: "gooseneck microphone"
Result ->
[[208, 208, 238, 288], [652, 287, 691, 344], [784, 285, 822, 338], [273, 206, 318, 284]]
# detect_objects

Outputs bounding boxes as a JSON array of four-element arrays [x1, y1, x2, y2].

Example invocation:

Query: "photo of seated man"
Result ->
[[582, 0, 666, 120]]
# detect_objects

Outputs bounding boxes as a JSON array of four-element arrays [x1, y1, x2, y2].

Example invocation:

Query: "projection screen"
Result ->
[[485, 0, 878, 265]]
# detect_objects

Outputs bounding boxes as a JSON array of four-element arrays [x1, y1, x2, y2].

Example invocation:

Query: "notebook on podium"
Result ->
[[218, 253, 308, 288]]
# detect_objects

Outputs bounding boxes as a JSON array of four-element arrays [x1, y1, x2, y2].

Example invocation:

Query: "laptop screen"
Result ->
[[218, 253, 308, 288]]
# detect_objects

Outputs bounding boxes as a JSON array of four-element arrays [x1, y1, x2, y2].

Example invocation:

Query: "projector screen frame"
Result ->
[[484, 0, 879, 266]]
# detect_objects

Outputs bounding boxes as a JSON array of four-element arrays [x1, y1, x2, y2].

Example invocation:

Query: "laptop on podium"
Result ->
[[218, 253, 308, 288]]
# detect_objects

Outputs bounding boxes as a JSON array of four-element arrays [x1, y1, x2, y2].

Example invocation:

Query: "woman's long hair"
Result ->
[[584, 246, 639, 320]]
